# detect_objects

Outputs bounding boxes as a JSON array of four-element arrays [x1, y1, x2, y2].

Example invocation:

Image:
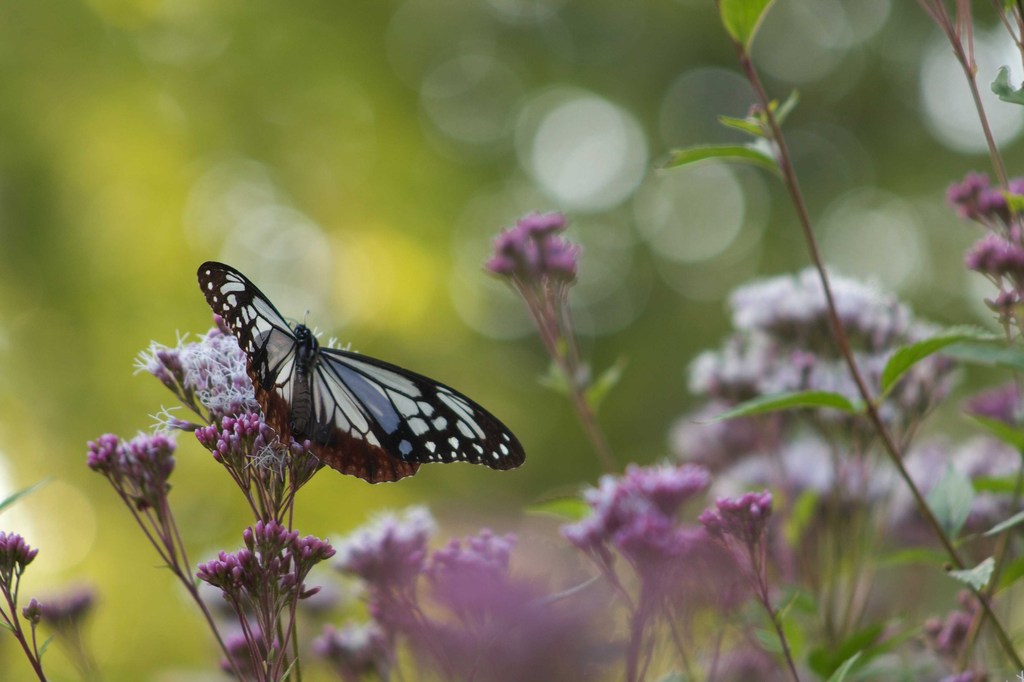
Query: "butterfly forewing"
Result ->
[[196, 261, 524, 483]]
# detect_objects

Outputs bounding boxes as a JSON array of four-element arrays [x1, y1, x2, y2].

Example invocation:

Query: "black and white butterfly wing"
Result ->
[[312, 348, 525, 478], [196, 261, 524, 483], [197, 262, 297, 386]]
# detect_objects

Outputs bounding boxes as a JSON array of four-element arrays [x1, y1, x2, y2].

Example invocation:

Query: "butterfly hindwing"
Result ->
[[196, 261, 524, 483], [316, 349, 525, 469]]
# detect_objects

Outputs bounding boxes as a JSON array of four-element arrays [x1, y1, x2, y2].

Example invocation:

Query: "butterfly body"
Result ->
[[197, 261, 525, 483]]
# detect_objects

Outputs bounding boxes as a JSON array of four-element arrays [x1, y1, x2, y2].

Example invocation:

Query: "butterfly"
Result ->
[[197, 261, 525, 483]]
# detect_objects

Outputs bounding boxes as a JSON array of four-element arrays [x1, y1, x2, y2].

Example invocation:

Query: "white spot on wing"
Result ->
[[457, 420, 475, 439], [408, 417, 429, 436], [439, 393, 485, 438], [391, 392, 420, 418], [343, 357, 421, 396]]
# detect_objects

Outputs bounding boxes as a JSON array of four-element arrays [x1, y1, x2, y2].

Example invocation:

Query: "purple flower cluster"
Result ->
[[194, 413, 320, 518], [699, 490, 773, 549], [670, 402, 781, 470], [963, 382, 1022, 426], [332, 507, 605, 681], [947, 172, 1024, 227], [135, 323, 259, 428], [964, 233, 1024, 279], [198, 520, 334, 677], [86, 433, 176, 511], [948, 172, 1024, 325], [426, 529, 516, 619], [0, 532, 47, 679], [197, 520, 334, 605], [925, 591, 979, 666], [36, 585, 96, 628], [680, 268, 955, 472], [313, 622, 391, 682], [0, 532, 38, 582], [427, 529, 515, 583], [562, 464, 710, 575], [690, 269, 951, 414], [334, 506, 436, 591], [485, 212, 579, 283]]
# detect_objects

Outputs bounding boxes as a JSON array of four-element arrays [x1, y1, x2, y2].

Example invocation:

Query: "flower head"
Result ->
[[0, 532, 38, 582], [562, 463, 710, 583], [313, 621, 392, 682], [334, 506, 436, 590], [947, 172, 1003, 224], [699, 490, 773, 548], [964, 382, 1022, 425], [198, 521, 334, 608], [135, 325, 259, 426], [671, 401, 781, 471], [485, 212, 579, 283], [86, 433, 176, 511], [964, 233, 1024, 279], [426, 529, 517, 618], [925, 591, 978, 663], [36, 585, 96, 630], [689, 268, 955, 438]]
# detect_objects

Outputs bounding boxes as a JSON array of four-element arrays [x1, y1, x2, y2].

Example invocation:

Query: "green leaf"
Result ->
[[880, 326, 995, 397], [992, 66, 1024, 105], [968, 415, 1024, 452], [808, 625, 880, 678], [38, 634, 54, 659], [717, 92, 798, 140], [0, 620, 13, 632], [972, 474, 1019, 495], [1004, 189, 1024, 215], [877, 547, 949, 567], [663, 144, 778, 173], [927, 465, 975, 537], [943, 342, 1024, 372], [985, 509, 1024, 537], [825, 652, 862, 682], [0, 479, 50, 515], [719, 0, 778, 48], [772, 90, 800, 125], [525, 497, 591, 522], [538, 361, 571, 397], [718, 114, 764, 137], [948, 556, 995, 591], [584, 358, 627, 412], [997, 555, 1024, 590], [711, 391, 860, 421], [783, 490, 819, 547]]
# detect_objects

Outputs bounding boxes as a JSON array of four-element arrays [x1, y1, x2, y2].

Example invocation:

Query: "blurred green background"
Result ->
[[0, 0, 1021, 678]]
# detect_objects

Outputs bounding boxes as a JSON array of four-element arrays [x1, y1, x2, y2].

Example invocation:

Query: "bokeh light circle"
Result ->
[[920, 31, 1024, 153], [516, 88, 648, 212], [820, 188, 923, 291], [633, 164, 747, 264]]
